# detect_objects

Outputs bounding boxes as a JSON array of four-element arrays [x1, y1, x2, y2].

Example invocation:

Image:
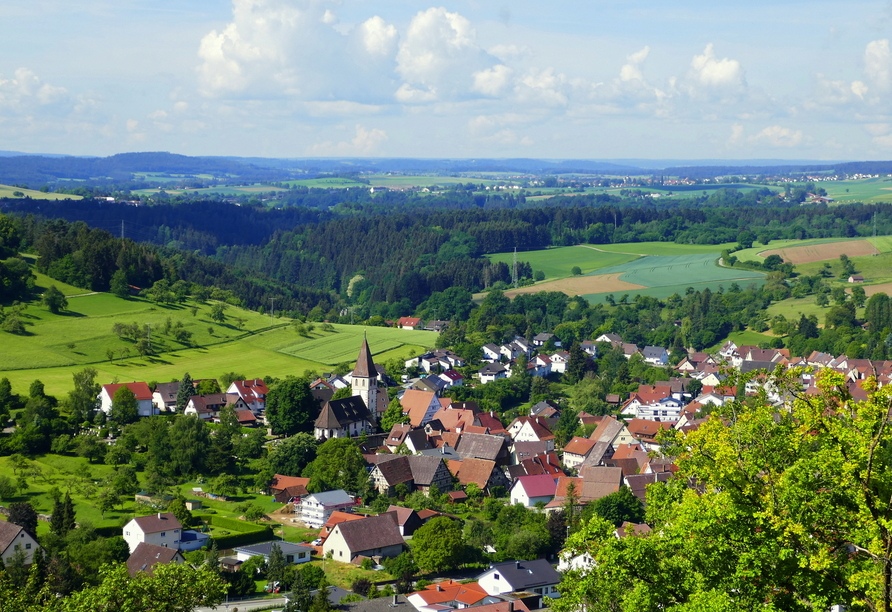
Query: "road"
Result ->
[[195, 596, 287, 612]]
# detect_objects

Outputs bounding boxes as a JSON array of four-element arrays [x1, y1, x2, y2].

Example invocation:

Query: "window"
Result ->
[[493, 574, 499, 580], [298, 552, 306, 559], [25, 543, 31, 550], [534, 588, 543, 594], [161, 532, 166, 537]]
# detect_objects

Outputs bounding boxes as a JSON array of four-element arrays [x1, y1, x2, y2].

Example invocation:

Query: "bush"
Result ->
[[351, 578, 372, 597]]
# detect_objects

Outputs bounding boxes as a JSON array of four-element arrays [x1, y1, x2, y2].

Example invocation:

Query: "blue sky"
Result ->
[[3, 0, 892, 160]]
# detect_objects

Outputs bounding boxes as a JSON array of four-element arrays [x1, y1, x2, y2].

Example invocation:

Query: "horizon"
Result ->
[[4, 1, 892, 160]]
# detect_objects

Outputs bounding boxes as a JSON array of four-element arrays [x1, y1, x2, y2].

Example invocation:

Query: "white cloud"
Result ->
[[395, 7, 498, 102], [865, 39, 892, 89], [620, 46, 650, 83], [729, 123, 744, 144], [358, 16, 398, 57], [307, 124, 387, 155], [472, 64, 512, 97], [690, 43, 745, 88], [750, 125, 802, 148], [0, 67, 68, 110]]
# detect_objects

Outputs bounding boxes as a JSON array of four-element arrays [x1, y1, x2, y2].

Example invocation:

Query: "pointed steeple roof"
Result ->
[[352, 334, 377, 378]]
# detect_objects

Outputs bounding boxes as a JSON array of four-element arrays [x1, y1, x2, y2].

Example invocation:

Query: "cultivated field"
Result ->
[[0, 184, 82, 200], [760, 239, 878, 264], [822, 177, 892, 204], [487, 245, 639, 280], [504, 273, 645, 298], [132, 185, 288, 197], [593, 241, 739, 256], [593, 254, 764, 287], [283, 177, 367, 188]]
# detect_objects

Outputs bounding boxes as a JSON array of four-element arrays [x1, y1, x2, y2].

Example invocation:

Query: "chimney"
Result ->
[[158, 512, 162, 519], [515, 560, 520, 569], [436, 584, 442, 592], [508, 603, 514, 612], [393, 594, 398, 605]]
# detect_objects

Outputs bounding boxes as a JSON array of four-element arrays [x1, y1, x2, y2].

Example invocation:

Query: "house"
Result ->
[[99, 382, 156, 417], [152, 382, 180, 412], [236, 409, 258, 427], [407, 580, 494, 612], [549, 351, 570, 374], [509, 474, 558, 507], [401, 389, 441, 427], [126, 542, 185, 576], [234, 541, 313, 565], [299, 490, 356, 528], [226, 379, 268, 413], [269, 474, 310, 504], [477, 559, 562, 599], [596, 332, 623, 346], [447, 458, 510, 492], [313, 396, 374, 440], [589, 416, 636, 450], [482, 344, 502, 362], [561, 436, 598, 470], [641, 346, 669, 366], [183, 393, 241, 420], [507, 416, 555, 451], [849, 274, 865, 283], [455, 432, 509, 464], [322, 513, 404, 562], [0, 520, 41, 565], [438, 370, 465, 388], [479, 362, 509, 384], [386, 506, 424, 536], [397, 317, 422, 330], [368, 455, 453, 496], [533, 332, 557, 347], [123, 512, 182, 553]]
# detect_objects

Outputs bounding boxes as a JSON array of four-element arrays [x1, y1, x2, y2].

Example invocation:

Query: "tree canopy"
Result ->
[[556, 369, 892, 612], [265, 377, 317, 436]]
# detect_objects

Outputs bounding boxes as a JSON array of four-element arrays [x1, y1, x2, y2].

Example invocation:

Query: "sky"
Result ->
[[3, 0, 892, 161]]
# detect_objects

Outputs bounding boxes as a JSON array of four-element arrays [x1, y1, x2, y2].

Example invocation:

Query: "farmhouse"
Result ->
[[322, 513, 404, 562], [99, 382, 156, 417]]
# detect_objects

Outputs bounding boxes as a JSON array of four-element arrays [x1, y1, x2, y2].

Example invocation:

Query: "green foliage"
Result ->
[[265, 376, 317, 436], [42, 285, 68, 314], [380, 397, 409, 432], [581, 486, 644, 527], [109, 386, 138, 425], [268, 433, 317, 476], [304, 437, 367, 494], [411, 516, 464, 574]]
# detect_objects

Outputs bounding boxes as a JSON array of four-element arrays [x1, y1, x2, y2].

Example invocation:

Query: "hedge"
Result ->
[[204, 515, 273, 550]]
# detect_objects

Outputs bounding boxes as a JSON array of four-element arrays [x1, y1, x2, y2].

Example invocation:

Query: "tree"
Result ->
[[564, 342, 593, 384], [411, 516, 464, 574], [0, 475, 17, 500], [109, 269, 129, 299], [583, 486, 644, 527], [268, 433, 317, 476], [109, 386, 138, 425], [265, 377, 317, 436], [852, 284, 867, 308], [59, 563, 225, 611], [175, 373, 193, 413], [571, 266, 582, 276], [555, 370, 892, 612], [8, 501, 38, 536], [309, 575, 333, 612], [380, 397, 409, 431], [67, 368, 99, 426], [76, 434, 105, 464], [219, 372, 245, 390], [167, 415, 211, 476], [304, 437, 367, 494], [167, 498, 193, 528], [267, 543, 286, 586], [209, 302, 226, 324], [50, 494, 76, 537], [42, 285, 68, 314], [97, 488, 119, 518]]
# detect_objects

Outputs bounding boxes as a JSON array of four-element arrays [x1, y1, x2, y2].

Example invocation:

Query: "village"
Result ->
[[2, 323, 867, 612]]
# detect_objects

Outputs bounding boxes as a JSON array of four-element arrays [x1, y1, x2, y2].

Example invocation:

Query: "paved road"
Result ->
[[195, 596, 287, 612]]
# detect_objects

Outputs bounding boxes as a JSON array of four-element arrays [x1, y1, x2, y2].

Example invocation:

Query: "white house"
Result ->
[[322, 513, 404, 563], [549, 351, 570, 374], [234, 541, 313, 565], [123, 512, 182, 553], [0, 521, 41, 565], [477, 559, 562, 599], [478, 363, 508, 384], [299, 490, 356, 528], [509, 474, 558, 507], [99, 382, 156, 417]]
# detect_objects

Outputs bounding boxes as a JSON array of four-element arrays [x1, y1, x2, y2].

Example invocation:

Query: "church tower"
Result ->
[[351, 334, 379, 424]]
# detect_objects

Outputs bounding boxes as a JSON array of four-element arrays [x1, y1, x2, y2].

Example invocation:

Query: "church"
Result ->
[[313, 335, 386, 440]]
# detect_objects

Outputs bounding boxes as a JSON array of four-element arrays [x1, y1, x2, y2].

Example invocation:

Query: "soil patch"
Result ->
[[864, 282, 892, 296], [505, 273, 646, 298], [761, 240, 877, 264]]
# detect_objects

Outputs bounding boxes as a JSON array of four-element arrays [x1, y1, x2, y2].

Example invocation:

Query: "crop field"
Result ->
[[366, 175, 502, 188], [584, 278, 767, 303], [487, 245, 639, 280], [593, 241, 739, 256], [505, 273, 645, 298], [821, 177, 892, 204], [592, 254, 764, 287], [764, 296, 860, 323], [760, 239, 879, 264], [131, 185, 288, 196], [0, 184, 82, 200], [796, 251, 892, 285], [283, 177, 367, 188]]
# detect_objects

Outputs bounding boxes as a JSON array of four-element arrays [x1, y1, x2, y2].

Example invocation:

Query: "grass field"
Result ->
[[795, 251, 892, 285], [583, 278, 767, 303], [283, 177, 367, 188], [487, 245, 639, 280], [591, 254, 765, 287], [0, 184, 82, 200], [592, 241, 740, 256], [31, 270, 90, 296], [764, 296, 865, 323], [821, 177, 892, 204], [132, 185, 288, 197], [706, 329, 777, 353], [0, 292, 436, 397]]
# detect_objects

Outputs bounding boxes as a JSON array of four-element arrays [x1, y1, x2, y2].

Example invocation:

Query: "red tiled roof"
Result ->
[[103, 382, 153, 401]]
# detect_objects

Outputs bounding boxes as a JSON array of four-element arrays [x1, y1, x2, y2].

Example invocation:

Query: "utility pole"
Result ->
[[269, 297, 276, 324], [512, 247, 518, 288]]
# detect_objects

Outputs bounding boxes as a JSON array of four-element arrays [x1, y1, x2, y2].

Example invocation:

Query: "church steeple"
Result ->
[[351, 333, 379, 424]]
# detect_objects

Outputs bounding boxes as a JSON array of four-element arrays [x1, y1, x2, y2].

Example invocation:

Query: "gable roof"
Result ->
[[306, 489, 354, 506], [333, 513, 403, 553], [130, 512, 181, 534], [401, 389, 438, 427], [455, 433, 506, 461], [483, 559, 561, 590], [374, 456, 415, 487], [563, 436, 597, 457], [103, 382, 153, 401], [126, 542, 183, 577], [447, 458, 498, 488], [0, 520, 26, 551], [513, 474, 558, 498], [314, 396, 372, 429], [270, 475, 311, 491]]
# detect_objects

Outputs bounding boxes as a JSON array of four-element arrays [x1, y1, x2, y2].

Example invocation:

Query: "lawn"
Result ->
[[486, 245, 639, 280], [31, 270, 90, 296], [307, 559, 393, 589], [0, 184, 82, 200]]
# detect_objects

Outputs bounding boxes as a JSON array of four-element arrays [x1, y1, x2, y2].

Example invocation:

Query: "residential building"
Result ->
[[509, 474, 558, 507], [0, 521, 41, 565], [401, 389, 441, 427], [99, 382, 156, 417], [313, 396, 374, 440], [123, 512, 182, 553], [234, 541, 313, 565], [226, 379, 268, 413], [126, 542, 184, 577], [299, 490, 356, 528], [477, 559, 562, 599], [322, 513, 404, 562]]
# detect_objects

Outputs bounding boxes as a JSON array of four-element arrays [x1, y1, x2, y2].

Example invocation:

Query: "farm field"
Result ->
[[760, 239, 878, 264], [764, 296, 863, 323], [592, 254, 765, 287], [487, 245, 639, 280], [795, 250, 892, 286], [505, 273, 645, 298], [733, 236, 892, 262], [283, 177, 367, 188], [0, 184, 82, 200], [583, 278, 767, 303], [593, 241, 739, 256], [366, 175, 502, 188], [131, 185, 288, 196], [0, 291, 435, 397], [821, 177, 892, 204]]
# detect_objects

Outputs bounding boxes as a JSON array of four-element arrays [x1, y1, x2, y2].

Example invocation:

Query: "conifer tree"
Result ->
[[176, 373, 193, 413]]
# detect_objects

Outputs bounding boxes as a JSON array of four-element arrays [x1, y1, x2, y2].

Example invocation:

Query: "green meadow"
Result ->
[[591, 253, 765, 287], [821, 177, 892, 204], [0, 184, 82, 200], [584, 278, 767, 304], [0, 292, 436, 397], [593, 241, 739, 256], [487, 245, 639, 280]]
